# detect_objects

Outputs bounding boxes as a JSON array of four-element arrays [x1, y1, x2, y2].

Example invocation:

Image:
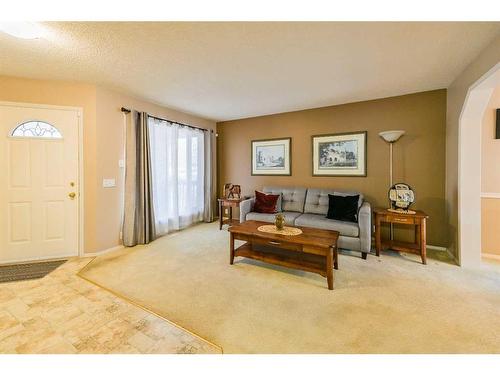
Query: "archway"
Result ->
[[458, 63, 500, 267]]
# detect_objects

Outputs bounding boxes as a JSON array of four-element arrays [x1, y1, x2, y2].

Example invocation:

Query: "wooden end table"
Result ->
[[228, 220, 339, 290], [218, 198, 244, 230], [374, 208, 429, 264]]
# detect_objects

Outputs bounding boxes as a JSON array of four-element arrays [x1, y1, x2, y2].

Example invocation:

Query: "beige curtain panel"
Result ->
[[123, 111, 156, 246]]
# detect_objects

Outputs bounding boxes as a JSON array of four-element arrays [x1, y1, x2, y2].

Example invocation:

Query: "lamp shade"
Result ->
[[379, 130, 405, 143], [0, 22, 45, 39]]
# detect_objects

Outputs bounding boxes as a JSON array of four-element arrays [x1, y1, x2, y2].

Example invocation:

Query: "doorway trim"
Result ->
[[0, 100, 84, 258], [458, 63, 500, 267]]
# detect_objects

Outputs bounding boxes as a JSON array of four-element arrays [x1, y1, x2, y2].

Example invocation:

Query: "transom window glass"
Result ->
[[11, 121, 62, 139]]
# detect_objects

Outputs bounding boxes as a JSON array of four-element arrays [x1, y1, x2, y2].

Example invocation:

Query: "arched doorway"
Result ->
[[458, 62, 500, 267]]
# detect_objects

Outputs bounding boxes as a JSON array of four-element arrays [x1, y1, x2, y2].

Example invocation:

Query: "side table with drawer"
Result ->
[[218, 198, 245, 230], [373, 208, 429, 264]]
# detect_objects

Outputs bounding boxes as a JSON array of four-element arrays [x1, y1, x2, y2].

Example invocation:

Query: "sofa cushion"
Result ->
[[246, 211, 301, 226], [326, 194, 359, 223], [295, 213, 359, 237], [254, 191, 280, 213], [263, 186, 306, 213], [304, 188, 364, 215]]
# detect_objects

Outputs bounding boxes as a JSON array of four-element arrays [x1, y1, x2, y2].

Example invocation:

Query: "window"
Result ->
[[11, 121, 62, 139], [148, 117, 205, 235]]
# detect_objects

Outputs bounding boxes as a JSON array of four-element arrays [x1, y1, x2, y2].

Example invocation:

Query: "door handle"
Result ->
[[68, 192, 76, 199]]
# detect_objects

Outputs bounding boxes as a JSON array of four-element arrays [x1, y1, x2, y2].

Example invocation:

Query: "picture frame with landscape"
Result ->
[[251, 137, 291, 176], [312, 131, 367, 176]]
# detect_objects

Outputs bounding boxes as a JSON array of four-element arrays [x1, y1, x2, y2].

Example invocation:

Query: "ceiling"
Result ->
[[1, 22, 499, 121]]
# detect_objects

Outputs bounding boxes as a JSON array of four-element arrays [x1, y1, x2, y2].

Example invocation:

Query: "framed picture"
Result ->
[[223, 183, 241, 200], [251, 137, 291, 176], [312, 131, 367, 176]]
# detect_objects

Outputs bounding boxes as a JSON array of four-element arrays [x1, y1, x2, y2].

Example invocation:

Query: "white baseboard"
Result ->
[[427, 244, 459, 264], [81, 245, 124, 258], [482, 252, 500, 261], [481, 192, 500, 199], [426, 244, 447, 252], [446, 248, 459, 265]]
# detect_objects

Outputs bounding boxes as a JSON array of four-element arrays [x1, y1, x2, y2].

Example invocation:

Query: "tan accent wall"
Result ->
[[217, 90, 447, 247], [481, 86, 500, 256], [0, 75, 216, 254], [446, 34, 500, 260]]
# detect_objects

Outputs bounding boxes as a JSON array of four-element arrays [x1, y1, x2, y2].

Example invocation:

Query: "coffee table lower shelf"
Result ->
[[233, 242, 331, 287]]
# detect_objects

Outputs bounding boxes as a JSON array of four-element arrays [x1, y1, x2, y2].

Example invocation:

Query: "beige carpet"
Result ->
[[79, 222, 500, 353]]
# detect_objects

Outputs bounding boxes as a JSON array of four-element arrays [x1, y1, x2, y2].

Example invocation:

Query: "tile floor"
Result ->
[[0, 258, 221, 354]]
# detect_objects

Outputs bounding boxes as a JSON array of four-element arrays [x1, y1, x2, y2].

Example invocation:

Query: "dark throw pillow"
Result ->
[[254, 190, 280, 214], [326, 194, 359, 223]]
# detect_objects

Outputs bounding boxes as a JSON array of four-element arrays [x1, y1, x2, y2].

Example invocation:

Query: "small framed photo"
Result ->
[[312, 131, 367, 176], [223, 183, 241, 200], [251, 137, 291, 176]]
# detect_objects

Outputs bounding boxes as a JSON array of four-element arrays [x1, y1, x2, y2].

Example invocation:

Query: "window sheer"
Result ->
[[148, 117, 205, 236]]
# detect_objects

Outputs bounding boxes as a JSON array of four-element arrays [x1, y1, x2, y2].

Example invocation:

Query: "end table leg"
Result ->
[[326, 247, 334, 290], [333, 246, 338, 270], [375, 216, 381, 257], [230, 232, 235, 265], [415, 223, 421, 247], [219, 201, 223, 230], [420, 219, 427, 265]]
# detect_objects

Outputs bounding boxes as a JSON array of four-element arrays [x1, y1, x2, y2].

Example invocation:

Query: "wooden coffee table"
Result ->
[[228, 220, 339, 290]]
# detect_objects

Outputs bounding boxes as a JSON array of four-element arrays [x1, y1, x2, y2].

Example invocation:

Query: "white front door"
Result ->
[[0, 103, 80, 263]]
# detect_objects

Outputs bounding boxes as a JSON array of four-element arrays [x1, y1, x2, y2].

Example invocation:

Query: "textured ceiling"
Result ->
[[1, 22, 499, 121]]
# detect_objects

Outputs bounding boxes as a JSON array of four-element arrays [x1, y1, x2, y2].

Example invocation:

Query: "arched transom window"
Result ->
[[11, 121, 62, 139]]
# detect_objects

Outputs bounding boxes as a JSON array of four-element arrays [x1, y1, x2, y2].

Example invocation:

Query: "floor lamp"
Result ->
[[379, 130, 405, 239]]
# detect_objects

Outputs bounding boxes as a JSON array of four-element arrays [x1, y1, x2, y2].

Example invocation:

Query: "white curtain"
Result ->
[[148, 117, 205, 236]]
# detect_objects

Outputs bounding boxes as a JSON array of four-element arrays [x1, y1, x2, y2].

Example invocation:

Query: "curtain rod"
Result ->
[[121, 107, 210, 132]]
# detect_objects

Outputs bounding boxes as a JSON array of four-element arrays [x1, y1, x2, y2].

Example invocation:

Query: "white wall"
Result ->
[[481, 85, 500, 257], [446, 33, 500, 266]]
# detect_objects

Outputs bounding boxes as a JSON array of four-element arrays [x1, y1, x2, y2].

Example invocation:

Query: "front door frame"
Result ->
[[0, 100, 84, 259]]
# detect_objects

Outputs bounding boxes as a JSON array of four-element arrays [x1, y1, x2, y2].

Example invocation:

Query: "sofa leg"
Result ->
[[361, 252, 367, 260]]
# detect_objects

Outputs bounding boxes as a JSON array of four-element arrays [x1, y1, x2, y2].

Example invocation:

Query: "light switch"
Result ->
[[118, 159, 125, 168], [103, 178, 116, 188]]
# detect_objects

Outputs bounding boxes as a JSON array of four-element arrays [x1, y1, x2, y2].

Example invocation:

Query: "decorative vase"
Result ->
[[275, 213, 285, 230]]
